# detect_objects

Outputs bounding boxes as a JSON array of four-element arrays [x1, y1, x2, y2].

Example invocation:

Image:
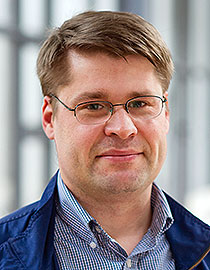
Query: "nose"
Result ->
[[104, 108, 138, 139]]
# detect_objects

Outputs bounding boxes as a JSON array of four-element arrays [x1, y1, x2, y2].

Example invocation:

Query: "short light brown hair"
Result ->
[[37, 11, 174, 96]]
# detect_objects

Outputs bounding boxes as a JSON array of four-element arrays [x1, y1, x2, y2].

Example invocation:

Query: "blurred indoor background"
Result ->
[[0, 0, 210, 224]]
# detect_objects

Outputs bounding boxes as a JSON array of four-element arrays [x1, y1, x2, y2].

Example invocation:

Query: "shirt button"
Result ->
[[126, 259, 132, 268], [89, 242, 97, 249], [95, 226, 102, 233]]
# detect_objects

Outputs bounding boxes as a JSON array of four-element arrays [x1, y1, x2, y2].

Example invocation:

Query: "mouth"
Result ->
[[96, 150, 143, 162]]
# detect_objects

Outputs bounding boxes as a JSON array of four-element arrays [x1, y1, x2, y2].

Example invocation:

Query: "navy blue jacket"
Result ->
[[0, 172, 210, 269]]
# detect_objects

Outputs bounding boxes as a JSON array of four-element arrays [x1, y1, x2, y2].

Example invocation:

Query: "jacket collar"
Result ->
[[7, 172, 59, 270], [6, 173, 210, 269], [165, 193, 210, 269]]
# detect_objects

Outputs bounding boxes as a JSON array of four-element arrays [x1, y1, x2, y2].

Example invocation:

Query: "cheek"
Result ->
[[154, 121, 168, 161], [64, 124, 103, 160], [141, 118, 168, 155], [75, 125, 101, 144]]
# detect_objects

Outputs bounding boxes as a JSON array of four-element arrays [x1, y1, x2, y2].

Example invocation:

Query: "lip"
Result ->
[[96, 149, 143, 162]]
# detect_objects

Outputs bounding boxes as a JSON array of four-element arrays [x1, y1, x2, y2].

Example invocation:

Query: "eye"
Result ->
[[128, 100, 147, 108], [85, 103, 104, 110], [77, 102, 106, 112]]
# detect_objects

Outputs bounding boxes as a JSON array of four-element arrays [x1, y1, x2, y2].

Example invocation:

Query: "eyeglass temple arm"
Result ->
[[163, 96, 167, 102], [49, 94, 74, 111]]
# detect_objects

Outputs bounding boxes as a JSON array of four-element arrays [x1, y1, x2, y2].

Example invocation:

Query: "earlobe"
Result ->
[[42, 96, 55, 140]]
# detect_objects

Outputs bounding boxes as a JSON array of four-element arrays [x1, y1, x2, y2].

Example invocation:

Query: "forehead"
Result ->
[[60, 51, 163, 102]]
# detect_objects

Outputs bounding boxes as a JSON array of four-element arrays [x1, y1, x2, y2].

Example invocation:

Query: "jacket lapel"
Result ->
[[165, 193, 210, 269], [2, 174, 209, 269], [5, 174, 59, 270]]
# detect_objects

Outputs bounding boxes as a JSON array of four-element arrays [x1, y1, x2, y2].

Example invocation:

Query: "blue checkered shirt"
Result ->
[[54, 172, 175, 269]]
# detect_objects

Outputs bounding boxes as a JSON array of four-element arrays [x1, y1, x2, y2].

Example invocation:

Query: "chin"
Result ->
[[98, 171, 150, 194]]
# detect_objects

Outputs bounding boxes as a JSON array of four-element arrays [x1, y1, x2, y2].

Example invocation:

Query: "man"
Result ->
[[0, 11, 209, 270]]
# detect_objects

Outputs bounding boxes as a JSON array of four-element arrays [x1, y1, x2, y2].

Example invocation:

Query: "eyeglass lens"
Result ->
[[76, 101, 112, 124], [75, 96, 163, 124]]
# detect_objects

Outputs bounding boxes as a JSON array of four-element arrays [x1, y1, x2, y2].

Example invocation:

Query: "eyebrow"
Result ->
[[70, 90, 109, 105], [70, 89, 158, 105], [128, 90, 156, 98]]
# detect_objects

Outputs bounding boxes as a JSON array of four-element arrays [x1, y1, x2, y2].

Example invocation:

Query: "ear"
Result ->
[[42, 96, 55, 140], [164, 92, 170, 133]]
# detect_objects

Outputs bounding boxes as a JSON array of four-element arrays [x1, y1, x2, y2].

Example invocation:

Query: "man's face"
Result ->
[[42, 51, 169, 198]]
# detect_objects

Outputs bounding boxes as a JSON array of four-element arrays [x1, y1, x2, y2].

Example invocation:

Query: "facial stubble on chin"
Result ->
[[85, 160, 152, 196]]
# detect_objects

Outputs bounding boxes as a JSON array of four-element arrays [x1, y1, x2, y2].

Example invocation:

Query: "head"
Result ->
[[39, 11, 174, 202], [37, 11, 174, 100]]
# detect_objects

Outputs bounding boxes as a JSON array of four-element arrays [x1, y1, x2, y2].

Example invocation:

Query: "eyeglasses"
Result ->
[[50, 94, 167, 125]]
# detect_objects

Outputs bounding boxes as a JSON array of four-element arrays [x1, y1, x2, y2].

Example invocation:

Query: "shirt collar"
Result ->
[[56, 171, 173, 241], [56, 171, 94, 241], [130, 183, 174, 255], [150, 183, 174, 236]]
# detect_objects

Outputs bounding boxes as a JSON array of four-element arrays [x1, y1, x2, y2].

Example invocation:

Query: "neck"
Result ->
[[70, 184, 153, 255]]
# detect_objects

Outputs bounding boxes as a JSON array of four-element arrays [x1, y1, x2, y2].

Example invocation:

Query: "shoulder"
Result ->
[[0, 201, 40, 244], [165, 192, 210, 232], [164, 192, 210, 268], [0, 173, 58, 246]]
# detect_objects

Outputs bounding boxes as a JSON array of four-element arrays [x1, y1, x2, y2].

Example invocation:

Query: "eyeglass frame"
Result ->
[[49, 93, 167, 125]]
